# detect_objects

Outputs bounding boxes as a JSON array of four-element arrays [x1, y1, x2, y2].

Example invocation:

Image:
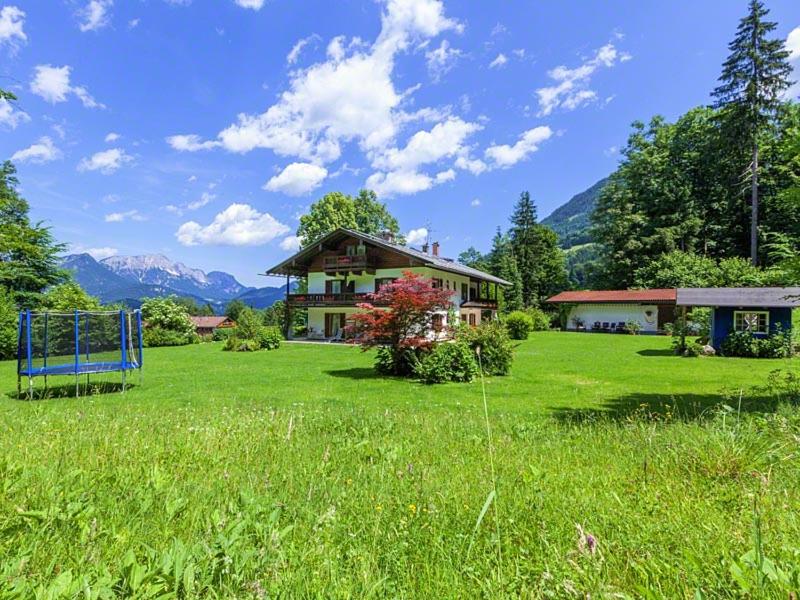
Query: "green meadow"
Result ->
[[1, 332, 799, 598]]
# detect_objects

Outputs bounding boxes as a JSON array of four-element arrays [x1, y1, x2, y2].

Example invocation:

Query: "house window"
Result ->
[[734, 311, 769, 334], [326, 280, 354, 294], [432, 278, 443, 289], [432, 313, 444, 332], [468, 313, 476, 326], [375, 277, 396, 292], [461, 283, 468, 302]]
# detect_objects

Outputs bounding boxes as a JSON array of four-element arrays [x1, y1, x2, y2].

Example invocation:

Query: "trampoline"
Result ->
[[17, 309, 143, 398]]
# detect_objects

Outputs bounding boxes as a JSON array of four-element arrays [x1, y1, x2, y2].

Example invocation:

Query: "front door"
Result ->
[[324, 313, 346, 338]]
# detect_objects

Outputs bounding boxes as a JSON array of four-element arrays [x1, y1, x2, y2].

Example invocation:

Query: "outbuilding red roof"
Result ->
[[546, 289, 677, 304]]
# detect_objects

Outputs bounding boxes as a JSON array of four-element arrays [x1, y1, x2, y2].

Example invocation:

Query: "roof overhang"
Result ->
[[676, 287, 800, 308], [546, 289, 676, 305]]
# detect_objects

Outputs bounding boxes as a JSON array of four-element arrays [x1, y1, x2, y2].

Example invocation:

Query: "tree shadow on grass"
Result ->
[[9, 380, 134, 401], [551, 390, 793, 423], [636, 348, 675, 357], [325, 367, 386, 380]]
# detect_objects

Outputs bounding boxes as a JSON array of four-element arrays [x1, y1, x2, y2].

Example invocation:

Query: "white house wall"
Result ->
[[568, 304, 660, 332]]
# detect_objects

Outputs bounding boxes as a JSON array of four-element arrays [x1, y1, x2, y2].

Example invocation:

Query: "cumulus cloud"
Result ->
[[11, 136, 62, 164], [78, 148, 133, 174], [536, 42, 630, 116], [470, 198, 480, 207], [264, 162, 328, 196], [176, 203, 290, 246], [168, 0, 461, 166], [786, 27, 800, 101], [166, 134, 220, 152], [0, 98, 30, 129], [489, 53, 507, 69], [425, 39, 462, 81], [234, 0, 265, 9], [105, 132, 120, 142], [105, 210, 144, 222], [406, 227, 428, 246], [78, 0, 112, 32], [30, 65, 104, 108], [165, 191, 216, 215], [279, 235, 302, 251], [287, 34, 320, 65], [0, 5, 26, 49], [485, 126, 553, 168]]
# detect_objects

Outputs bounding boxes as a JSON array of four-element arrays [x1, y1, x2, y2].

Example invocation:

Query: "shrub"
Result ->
[[212, 327, 237, 342], [141, 297, 196, 346], [625, 320, 642, 335], [458, 320, 514, 376], [374, 345, 427, 376], [720, 327, 794, 358], [235, 308, 263, 340], [257, 326, 283, 350], [144, 326, 198, 347], [0, 286, 17, 360], [413, 341, 478, 384], [223, 336, 261, 352], [504, 311, 533, 340], [525, 307, 552, 331], [684, 341, 704, 357]]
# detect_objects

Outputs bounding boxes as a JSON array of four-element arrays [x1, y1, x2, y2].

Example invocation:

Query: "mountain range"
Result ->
[[61, 253, 287, 312], [541, 177, 608, 249]]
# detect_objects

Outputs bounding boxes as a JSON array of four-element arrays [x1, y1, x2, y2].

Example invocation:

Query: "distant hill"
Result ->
[[541, 177, 608, 249], [61, 253, 286, 313]]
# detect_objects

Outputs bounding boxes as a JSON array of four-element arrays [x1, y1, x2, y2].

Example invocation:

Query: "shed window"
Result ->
[[733, 311, 769, 334]]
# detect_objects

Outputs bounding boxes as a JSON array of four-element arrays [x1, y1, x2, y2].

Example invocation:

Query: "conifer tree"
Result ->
[[487, 227, 523, 312], [712, 0, 793, 264], [509, 192, 538, 305]]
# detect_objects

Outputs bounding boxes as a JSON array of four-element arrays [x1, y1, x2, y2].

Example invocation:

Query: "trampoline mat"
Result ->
[[19, 361, 140, 377]]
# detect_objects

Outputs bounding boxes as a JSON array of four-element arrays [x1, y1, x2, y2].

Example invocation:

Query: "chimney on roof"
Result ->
[[421, 242, 429, 254], [379, 230, 395, 243], [432, 241, 440, 257]]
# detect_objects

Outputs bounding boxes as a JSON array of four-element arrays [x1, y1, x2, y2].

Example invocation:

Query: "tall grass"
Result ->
[[0, 334, 798, 596]]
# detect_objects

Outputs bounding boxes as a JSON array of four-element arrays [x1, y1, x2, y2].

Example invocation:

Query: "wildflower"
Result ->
[[576, 523, 598, 555], [408, 503, 417, 514], [375, 504, 382, 512]]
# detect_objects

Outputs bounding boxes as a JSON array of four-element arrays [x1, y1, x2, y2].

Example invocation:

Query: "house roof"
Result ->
[[676, 287, 800, 308], [546, 289, 677, 304], [189, 316, 234, 329], [265, 228, 511, 286]]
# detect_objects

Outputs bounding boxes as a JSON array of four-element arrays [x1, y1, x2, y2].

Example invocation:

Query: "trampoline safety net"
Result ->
[[17, 310, 143, 378]]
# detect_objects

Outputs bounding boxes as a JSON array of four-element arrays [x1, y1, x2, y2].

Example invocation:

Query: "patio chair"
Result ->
[[602, 322, 610, 330], [328, 329, 344, 343], [592, 321, 601, 331]]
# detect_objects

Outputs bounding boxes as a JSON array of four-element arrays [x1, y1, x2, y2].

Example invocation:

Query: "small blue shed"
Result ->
[[676, 287, 800, 350]]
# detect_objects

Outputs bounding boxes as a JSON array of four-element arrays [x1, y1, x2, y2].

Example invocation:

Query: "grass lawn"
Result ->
[[1, 332, 799, 597]]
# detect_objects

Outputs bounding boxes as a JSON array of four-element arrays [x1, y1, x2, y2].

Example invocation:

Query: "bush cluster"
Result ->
[[721, 328, 794, 358], [413, 341, 479, 384], [143, 326, 198, 348], [504, 311, 533, 340], [141, 297, 198, 347], [457, 320, 515, 376], [222, 308, 283, 352], [525, 307, 552, 331]]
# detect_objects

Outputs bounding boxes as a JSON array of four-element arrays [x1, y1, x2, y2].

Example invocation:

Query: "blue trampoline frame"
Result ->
[[17, 309, 143, 399]]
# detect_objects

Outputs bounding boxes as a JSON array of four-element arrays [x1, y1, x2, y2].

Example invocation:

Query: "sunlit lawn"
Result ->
[[1, 332, 798, 597]]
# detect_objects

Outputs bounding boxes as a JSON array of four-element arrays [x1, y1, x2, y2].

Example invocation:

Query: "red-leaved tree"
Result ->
[[347, 271, 453, 374]]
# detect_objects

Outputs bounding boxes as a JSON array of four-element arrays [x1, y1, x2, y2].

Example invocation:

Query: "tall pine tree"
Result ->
[[487, 227, 523, 312], [712, 0, 793, 265]]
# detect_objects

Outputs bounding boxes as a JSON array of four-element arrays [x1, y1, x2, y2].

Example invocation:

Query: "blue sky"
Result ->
[[2, 0, 799, 287]]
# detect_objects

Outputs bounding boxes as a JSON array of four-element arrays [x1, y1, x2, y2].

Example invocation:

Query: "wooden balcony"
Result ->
[[322, 254, 377, 274], [288, 293, 388, 307], [460, 297, 498, 309]]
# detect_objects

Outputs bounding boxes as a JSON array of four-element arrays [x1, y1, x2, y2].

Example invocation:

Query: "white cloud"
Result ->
[[11, 136, 62, 164], [279, 235, 302, 251], [0, 98, 29, 129], [166, 134, 220, 152], [128, 18, 139, 29], [470, 198, 480, 207], [78, 148, 133, 174], [0, 5, 26, 49], [105, 132, 120, 142], [489, 53, 507, 69], [170, 0, 460, 166], [425, 39, 462, 81], [536, 42, 630, 116], [485, 126, 553, 168], [287, 34, 319, 65], [786, 28, 800, 101], [78, 0, 112, 32], [264, 162, 328, 196], [512, 48, 525, 59], [84, 246, 118, 260], [406, 227, 428, 246], [30, 65, 104, 108], [234, 0, 265, 9], [105, 210, 144, 223], [176, 203, 290, 246], [166, 191, 216, 215]]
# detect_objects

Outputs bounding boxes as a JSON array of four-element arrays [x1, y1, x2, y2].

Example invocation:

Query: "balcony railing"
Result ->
[[461, 296, 498, 309], [322, 254, 377, 273], [288, 293, 388, 307]]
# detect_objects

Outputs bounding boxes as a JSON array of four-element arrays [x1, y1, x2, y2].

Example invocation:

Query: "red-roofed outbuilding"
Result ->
[[546, 289, 676, 333]]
